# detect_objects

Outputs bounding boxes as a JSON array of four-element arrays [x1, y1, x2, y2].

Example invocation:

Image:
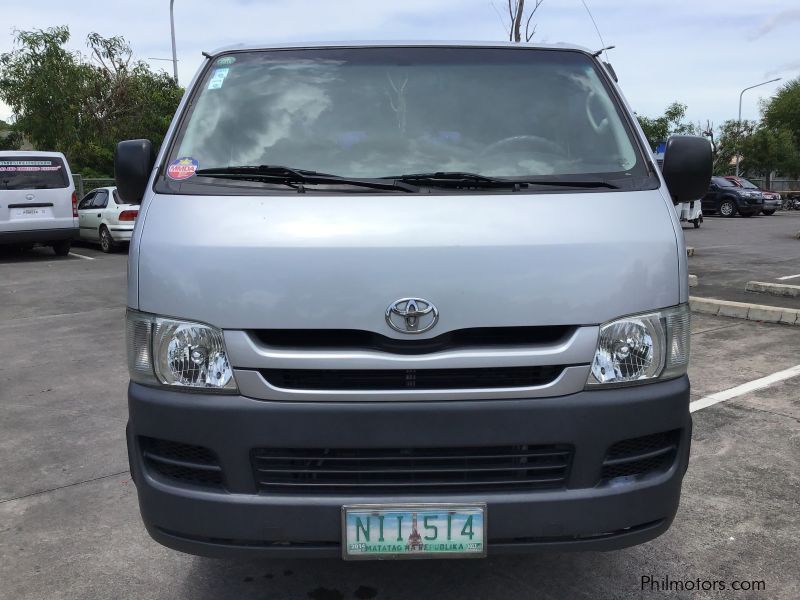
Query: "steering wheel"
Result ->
[[481, 135, 565, 157], [586, 91, 609, 134]]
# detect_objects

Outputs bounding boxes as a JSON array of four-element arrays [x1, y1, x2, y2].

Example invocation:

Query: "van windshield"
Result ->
[[0, 157, 68, 190], [168, 47, 647, 189]]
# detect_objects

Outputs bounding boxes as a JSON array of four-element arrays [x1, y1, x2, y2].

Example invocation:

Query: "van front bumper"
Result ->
[[126, 376, 692, 558]]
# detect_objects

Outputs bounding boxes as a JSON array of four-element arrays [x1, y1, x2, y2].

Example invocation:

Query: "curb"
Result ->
[[745, 281, 800, 298], [690, 296, 800, 325]]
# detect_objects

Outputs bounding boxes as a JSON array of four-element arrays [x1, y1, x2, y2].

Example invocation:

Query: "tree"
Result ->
[[0, 27, 91, 156], [0, 26, 182, 176], [0, 118, 21, 150], [636, 102, 698, 149], [711, 119, 753, 175], [501, 0, 545, 43], [763, 77, 800, 145], [740, 126, 800, 185]]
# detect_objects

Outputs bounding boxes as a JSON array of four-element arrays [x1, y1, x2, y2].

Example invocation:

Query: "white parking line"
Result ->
[[68, 251, 95, 260], [777, 273, 800, 281], [690, 364, 800, 413]]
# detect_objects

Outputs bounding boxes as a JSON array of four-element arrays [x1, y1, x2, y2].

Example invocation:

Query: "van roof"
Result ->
[[208, 40, 593, 57], [0, 150, 68, 159]]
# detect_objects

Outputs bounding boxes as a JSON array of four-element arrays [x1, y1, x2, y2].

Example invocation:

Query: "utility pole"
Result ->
[[170, 0, 179, 83], [735, 78, 781, 176]]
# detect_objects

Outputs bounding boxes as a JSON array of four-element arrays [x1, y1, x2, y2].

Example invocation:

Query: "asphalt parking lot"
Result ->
[[1, 240, 799, 600], [685, 211, 800, 310]]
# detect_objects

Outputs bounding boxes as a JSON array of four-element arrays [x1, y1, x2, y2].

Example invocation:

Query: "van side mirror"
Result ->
[[661, 135, 713, 204], [115, 139, 155, 204]]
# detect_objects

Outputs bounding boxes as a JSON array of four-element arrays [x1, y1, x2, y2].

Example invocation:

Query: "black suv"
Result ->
[[702, 176, 763, 217]]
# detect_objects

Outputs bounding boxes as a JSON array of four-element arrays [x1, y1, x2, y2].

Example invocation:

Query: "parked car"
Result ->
[[723, 176, 781, 215], [702, 176, 763, 217], [116, 42, 711, 560], [0, 150, 78, 255], [77, 186, 138, 252]]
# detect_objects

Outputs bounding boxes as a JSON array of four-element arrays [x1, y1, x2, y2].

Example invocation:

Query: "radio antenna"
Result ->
[[580, 0, 611, 60]]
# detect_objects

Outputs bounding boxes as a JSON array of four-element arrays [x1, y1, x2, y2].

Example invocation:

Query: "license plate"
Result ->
[[12, 207, 52, 219], [342, 504, 486, 560]]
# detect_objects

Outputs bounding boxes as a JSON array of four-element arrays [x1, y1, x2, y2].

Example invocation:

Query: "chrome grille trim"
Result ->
[[224, 326, 599, 370], [233, 365, 591, 401]]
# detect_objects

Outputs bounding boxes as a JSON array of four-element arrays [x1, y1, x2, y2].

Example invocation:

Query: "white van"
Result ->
[[0, 151, 78, 255]]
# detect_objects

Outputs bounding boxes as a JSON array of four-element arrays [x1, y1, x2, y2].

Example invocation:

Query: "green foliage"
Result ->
[[712, 119, 754, 175], [0, 27, 89, 155], [740, 126, 800, 182], [0, 26, 182, 176], [636, 102, 698, 149], [0, 118, 22, 150], [763, 77, 800, 145]]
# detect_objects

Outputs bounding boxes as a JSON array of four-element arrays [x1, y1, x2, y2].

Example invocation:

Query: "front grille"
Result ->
[[260, 365, 564, 391], [600, 430, 679, 481], [251, 444, 573, 494], [140, 437, 223, 489], [251, 326, 572, 355]]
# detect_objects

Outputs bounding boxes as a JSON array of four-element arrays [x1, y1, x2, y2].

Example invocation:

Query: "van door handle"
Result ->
[[97, 213, 101, 217]]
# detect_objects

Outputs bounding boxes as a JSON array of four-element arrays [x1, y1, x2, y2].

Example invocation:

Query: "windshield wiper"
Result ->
[[193, 165, 419, 193], [520, 179, 619, 189], [386, 172, 619, 190], [387, 172, 522, 189]]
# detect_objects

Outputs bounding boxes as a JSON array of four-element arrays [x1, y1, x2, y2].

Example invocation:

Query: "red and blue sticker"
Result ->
[[167, 157, 198, 180]]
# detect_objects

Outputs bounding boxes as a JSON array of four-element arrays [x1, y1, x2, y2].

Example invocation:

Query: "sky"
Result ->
[[1, 0, 798, 129]]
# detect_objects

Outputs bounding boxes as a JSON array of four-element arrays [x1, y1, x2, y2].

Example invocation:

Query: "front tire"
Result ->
[[693, 218, 701, 228], [99, 226, 115, 253], [52, 240, 71, 256], [719, 199, 737, 217], [762, 209, 775, 216]]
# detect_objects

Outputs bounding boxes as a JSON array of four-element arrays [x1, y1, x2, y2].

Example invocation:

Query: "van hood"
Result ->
[[134, 191, 681, 332]]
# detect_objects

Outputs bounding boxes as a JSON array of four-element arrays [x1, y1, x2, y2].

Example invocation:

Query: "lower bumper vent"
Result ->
[[251, 444, 573, 494], [140, 437, 223, 489], [601, 430, 680, 481]]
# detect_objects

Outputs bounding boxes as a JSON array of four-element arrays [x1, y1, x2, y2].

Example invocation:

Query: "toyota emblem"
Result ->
[[385, 298, 439, 334]]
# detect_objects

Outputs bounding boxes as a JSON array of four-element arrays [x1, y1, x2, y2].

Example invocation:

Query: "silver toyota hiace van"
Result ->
[[117, 42, 711, 560]]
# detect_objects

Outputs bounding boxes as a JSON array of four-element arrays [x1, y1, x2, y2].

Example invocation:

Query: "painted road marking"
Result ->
[[68, 252, 95, 260], [777, 273, 800, 281], [690, 364, 800, 413]]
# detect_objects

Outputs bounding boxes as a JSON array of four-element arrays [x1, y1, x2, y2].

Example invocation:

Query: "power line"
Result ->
[[580, 0, 610, 60]]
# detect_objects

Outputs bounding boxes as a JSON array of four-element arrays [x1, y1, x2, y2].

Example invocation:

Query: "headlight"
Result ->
[[586, 304, 689, 387], [126, 310, 237, 393]]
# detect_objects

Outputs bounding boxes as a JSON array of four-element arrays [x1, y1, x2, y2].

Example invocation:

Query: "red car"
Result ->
[[724, 176, 781, 215]]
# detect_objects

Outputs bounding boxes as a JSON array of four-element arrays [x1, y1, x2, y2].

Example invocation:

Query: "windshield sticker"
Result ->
[[167, 157, 199, 180], [0, 160, 54, 166], [215, 56, 236, 66], [0, 160, 60, 172], [207, 67, 230, 90]]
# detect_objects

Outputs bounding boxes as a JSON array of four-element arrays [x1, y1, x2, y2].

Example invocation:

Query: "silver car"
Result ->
[[115, 42, 711, 560]]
